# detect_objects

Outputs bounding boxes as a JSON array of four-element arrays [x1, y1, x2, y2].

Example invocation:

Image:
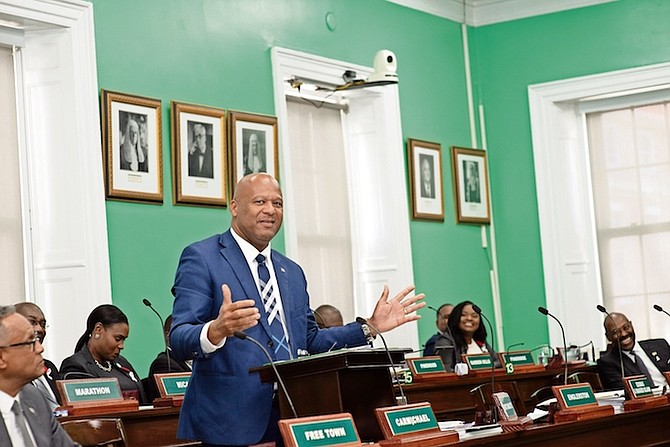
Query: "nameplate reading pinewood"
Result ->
[[499, 351, 535, 366], [279, 413, 361, 447]]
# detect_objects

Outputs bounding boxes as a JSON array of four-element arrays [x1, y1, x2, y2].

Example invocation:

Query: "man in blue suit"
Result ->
[[171, 173, 424, 447]]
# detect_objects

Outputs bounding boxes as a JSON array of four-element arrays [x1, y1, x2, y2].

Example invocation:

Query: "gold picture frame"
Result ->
[[451, 146, 490, 224], [228, 110, 279, 187], [408, 138, 444, 221]]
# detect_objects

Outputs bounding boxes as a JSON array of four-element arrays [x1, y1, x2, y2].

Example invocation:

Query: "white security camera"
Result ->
[[367, 49, 398, 84]]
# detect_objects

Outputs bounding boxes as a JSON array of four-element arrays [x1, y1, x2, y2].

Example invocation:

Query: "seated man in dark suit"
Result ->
[[597, 311, 670, 390], [146, 314, 192, 401], [423, 303, 453, 356], [15, 302, 61, 410], [0, 305, 77, 446]]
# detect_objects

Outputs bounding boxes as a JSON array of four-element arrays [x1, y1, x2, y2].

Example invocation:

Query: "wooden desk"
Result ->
[[456, 404, 670, 446], [402, 365, 595, 421], [59, 406, 199, 447]]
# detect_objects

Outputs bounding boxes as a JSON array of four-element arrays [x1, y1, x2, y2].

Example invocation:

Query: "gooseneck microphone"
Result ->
[[653, 304, 670, 319], [596, 305, 624, 386], [356, 317, 407, 405], [234, 331, 298, 418], [143, 298, 171, 373], [538, 306, 567, 385], [471, 304, 497, 422]]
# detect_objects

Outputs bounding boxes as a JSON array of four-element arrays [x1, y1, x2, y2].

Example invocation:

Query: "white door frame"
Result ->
[[528, 62, 670, 352], [271, 47, 418, 350]]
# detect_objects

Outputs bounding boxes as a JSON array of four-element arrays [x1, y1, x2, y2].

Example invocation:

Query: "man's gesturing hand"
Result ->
[[207, 284, 260, 344]]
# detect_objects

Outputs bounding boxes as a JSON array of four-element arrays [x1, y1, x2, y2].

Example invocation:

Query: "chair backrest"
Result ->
[[61, 418, 127, 447], [568, 371, 604, 392], [529, 385, 555, 408], [470, 381, 527, 416]]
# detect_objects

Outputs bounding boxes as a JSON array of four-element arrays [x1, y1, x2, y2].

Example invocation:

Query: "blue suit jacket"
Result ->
[[170, 230, 367, 445]]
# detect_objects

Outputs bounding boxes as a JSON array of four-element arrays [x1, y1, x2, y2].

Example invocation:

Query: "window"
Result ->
[[587, 103, 670, 341]]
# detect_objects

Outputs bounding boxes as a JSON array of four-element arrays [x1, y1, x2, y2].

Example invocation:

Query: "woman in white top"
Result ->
[[434, 300, 500, 369]]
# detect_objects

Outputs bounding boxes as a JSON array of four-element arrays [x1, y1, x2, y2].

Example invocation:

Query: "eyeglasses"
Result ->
[[27, 317, 48, 330], [0, 335, 40, 352]]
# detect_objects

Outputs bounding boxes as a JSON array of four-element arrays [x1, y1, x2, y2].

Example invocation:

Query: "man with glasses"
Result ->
[[15, 302, 61, 410], [0, 305, 78, 446], [597, 311, 670, 390]]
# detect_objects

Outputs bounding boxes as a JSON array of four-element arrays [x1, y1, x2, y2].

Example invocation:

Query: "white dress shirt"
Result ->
[[0, 390, 38, 447]]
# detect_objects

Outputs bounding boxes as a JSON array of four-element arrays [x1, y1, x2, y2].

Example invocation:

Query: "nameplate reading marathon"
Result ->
[[559, 385, 597, 408], [286, 416, 359, 447], [382, 405, 438, 436], [465, 354, 494, 371], [60, 378, 122, 404]]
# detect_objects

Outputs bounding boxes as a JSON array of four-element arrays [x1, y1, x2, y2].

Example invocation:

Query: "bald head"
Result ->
[[314, 305, 343, 329], [231, 174, 283, 251], [604, 312, 635, 351]]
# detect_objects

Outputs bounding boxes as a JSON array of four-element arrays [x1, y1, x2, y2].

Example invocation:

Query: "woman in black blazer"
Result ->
[[60, 304, 147, 403]]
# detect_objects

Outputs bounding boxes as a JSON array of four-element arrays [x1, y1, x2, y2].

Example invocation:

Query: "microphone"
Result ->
[[537, 306, 568, 385], [596, 305, 625, 386], [356, 317, 407, 405], [471, 304, 497, 422], [143, 298, 171, 373], [233, 331, 298, 418], [654, 304, 670, 318]]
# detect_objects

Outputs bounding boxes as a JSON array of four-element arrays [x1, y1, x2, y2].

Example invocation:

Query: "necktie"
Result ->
[[11, 400, 36, 447], [631, 349, 655, 386], [256, 254, 290, 360]]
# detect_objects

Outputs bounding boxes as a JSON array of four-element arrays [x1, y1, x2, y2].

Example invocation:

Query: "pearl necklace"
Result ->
[[94, 359, 112, 372]]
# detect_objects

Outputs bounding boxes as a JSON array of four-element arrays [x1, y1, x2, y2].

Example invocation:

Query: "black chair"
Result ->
[[61, 418, 127, 447], [529, 385, 555, 408]]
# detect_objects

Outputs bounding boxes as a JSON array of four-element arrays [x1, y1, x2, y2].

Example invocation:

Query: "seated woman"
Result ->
[[434, 300, 500, 370], [60, 304, 147, 403]]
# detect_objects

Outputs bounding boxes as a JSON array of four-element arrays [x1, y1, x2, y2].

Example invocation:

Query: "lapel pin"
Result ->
[[28, 407, 36, 414], [280, 267, 286, 273]]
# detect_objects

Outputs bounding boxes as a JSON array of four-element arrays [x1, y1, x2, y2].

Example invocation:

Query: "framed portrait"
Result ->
[[408, 139, 444, 221], [451, 146, 490, 224], [229, 111, 278, 186], [101, 90, 163, 203], [171, 101, 227, 207]]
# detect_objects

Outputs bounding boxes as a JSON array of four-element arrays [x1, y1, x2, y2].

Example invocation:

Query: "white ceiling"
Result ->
[[386, 0, 618, 26]]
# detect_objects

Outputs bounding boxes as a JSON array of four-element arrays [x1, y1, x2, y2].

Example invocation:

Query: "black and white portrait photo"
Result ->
[[242, 129, 266, 175], [463, 160, 481, 203], [187, 121, 214, 179], [119, 111, 149, 173], [419, 154, 436, 199]]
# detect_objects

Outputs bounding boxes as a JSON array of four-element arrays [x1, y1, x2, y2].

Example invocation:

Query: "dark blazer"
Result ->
[[188, 147, 214, 178], [597, 338, 670, 390], [0, 384, 79, 446], [145, 350, 191, 401], [170, 230, 367, 445], [423, 333, 441, 356], [60, 345, 147, 404], [435, 332, 500, 370]]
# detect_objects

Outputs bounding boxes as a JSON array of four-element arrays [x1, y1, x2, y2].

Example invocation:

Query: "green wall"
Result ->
[[91, 0, 484, 376], [470, 0, 670, 349], [89, 0, 670, 376]]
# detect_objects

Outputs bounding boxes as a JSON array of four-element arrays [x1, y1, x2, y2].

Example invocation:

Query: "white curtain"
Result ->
[[286, 99, 354, 321], [0, 45, 25, 303], [587, 102, 670, 341]]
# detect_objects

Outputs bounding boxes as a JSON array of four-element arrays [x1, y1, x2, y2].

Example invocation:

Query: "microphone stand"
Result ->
[[654, 304, 670, 319], [356, 317, 407, 405], [143, 298, 171, 373], [472, 305, 497, 422], [538, 307, 568, 385], [234, 331, 298, 418], [503, 342, 525, 372], [597, 305, 624, 387], [427, 305, 455, 371]]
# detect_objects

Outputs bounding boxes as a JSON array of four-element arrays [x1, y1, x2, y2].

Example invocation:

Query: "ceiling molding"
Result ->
[[387, 0, 618, 26]]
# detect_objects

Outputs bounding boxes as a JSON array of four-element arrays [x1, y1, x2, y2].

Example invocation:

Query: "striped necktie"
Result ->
[[256, 254, 290, 360], [631, 349, 655, 386]]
